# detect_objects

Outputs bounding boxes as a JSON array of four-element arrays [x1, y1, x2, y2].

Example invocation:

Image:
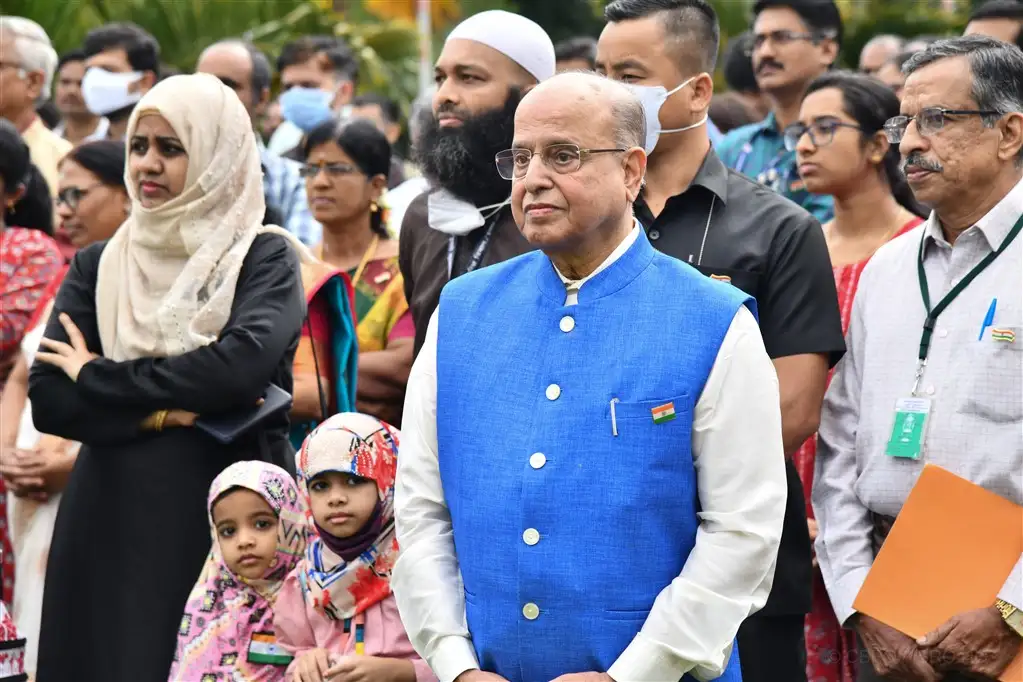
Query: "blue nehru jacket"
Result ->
[[435, 230, 754, 681]]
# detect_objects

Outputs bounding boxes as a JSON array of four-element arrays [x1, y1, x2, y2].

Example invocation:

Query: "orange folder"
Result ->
[[853, 464, 1023, 681]]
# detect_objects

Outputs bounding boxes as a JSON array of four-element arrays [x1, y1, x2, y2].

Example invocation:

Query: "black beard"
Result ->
[[415, 87, 521, 207]]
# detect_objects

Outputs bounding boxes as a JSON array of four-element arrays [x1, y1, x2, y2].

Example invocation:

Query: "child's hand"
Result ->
[[326, 655, 416, 682], [292, 648, 333, 682]]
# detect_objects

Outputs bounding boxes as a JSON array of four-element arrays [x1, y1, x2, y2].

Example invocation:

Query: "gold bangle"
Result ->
[[154, 409, 169, 432]]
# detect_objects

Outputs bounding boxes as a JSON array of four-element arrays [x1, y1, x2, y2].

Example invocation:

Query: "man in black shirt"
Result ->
[[598, 1, 845, 680]]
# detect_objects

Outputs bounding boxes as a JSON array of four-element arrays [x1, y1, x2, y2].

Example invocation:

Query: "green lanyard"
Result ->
[[914, 213, 1023, 392]]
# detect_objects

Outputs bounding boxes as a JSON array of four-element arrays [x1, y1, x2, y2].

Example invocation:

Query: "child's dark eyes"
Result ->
[[217, 525, 236, 539], [254, 519, 274, 531]]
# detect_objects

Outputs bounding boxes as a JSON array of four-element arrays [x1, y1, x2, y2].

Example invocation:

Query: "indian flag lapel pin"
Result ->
[[651, 402, 676, 424], [992, 328, 1017, 343]]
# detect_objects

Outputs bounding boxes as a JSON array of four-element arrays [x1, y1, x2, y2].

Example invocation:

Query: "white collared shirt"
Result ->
[[392, 225, 787, 682]]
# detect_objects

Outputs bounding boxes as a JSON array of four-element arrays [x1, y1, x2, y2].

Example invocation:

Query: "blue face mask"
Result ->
[[280, 87, 334, 133]]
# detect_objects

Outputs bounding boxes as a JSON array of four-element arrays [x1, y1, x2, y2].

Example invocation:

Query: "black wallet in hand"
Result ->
[[195, 384, 293, 444]]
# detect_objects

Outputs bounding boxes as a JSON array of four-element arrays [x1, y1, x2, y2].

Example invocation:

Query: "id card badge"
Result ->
[[885, 397, 932, 459], [247, 632, 293, 666]]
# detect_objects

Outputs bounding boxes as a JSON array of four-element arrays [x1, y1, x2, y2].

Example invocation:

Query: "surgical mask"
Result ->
[[280, 87, 334, 133], [625, 77, 707, 154], [428, 189, 510, 236], [82, 67, 144, 116]]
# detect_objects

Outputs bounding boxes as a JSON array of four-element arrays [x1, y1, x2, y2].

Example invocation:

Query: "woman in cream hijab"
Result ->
[[28, 73, 308, 682]]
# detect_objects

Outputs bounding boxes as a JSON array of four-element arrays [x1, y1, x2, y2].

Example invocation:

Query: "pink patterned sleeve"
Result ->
[[0, 230, 63, 357], [273, 572, 319, 680]]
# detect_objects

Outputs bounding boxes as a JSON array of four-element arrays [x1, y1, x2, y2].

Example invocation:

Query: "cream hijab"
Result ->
[[95, 73, 303, 361]]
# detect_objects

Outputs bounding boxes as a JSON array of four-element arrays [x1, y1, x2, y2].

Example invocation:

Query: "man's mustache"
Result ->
[[757, 59, 784, 73], [902, 153, 943, 174]]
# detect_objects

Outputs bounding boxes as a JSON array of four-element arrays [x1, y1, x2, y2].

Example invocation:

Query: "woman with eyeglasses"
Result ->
[[298, 117, 414, 431], [784, 71, 927, 682], [0, 139, 127, 676]]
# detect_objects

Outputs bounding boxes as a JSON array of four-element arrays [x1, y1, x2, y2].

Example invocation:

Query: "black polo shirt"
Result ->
[[636, 149, 845, 617]]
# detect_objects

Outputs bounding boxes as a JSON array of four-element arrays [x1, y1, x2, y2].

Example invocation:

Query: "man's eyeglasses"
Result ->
[[783, 120, 865, 151], [495, 143, 626, 181], [56, 186, 100, 211], [883, 107, 1000, 144], [298, 162, 360, 179], [744, 30, 833, 56]]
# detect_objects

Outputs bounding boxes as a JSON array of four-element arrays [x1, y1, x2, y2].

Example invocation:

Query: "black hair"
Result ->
[[57, 49, 87, 72], [82, 22, 160, 74], [277, 36, 359, 88], [301, 118, 392, 238], [0, 119, 53, 233], [969, 0, 1023, 49], [724, 32, 760, 93], [36, 100, 61, 129], [554, 36, 598, 69], [62, 140, 127, 189], [709, 92, 759, 133], [352, 93, 401, 126], [753, 0, 844, 51], [804, 71, 927, 217], [605, 0, 720, 73], [245, 43, 272, 99], [887, 49, 916, 71]]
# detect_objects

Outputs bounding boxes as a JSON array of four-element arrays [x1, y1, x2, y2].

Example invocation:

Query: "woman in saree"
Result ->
[[28, 73, 307, 681], [297, 118, 414, 430]]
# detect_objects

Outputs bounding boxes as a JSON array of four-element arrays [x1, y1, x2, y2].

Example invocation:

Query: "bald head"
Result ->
[[859, 34, 904, 74], [519, 72, 646, 149], [195, 40, 271, 114]]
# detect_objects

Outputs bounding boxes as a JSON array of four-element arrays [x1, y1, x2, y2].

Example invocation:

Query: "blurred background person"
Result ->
[[0, 17, 68, 200], [965, 0, 1023, 47], [0, 139, 127, 678], [80, 22, 160, 140], [857, 34, 904, 75], [554, 35, 597, 72], [271, 35, 359, 157], [718, 0, 842, 222], [300, 118, 413, 428], [710, 91, 760, 134], [196, 40, 319, 246], [51, 49, 108, 144], [386, 88, 433, 235], [786, 70, 926, 682], [722, 31, 769, 121], [873, 50, 913, 100], [351, 92, 407, 188], [261, 97, 283, 143]]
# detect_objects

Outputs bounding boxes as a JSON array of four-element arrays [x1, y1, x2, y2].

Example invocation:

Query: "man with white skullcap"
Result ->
[[398, 10, 555, 359]]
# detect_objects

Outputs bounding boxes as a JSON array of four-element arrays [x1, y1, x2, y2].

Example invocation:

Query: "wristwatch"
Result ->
[[995, 599, 1023, 638]]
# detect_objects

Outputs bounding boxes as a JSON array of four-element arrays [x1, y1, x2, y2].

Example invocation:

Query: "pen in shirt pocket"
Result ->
[[979, 298, 997, 340]]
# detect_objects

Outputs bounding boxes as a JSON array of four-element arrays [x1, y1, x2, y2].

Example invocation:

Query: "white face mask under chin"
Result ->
[[82, 67, 145, 117], [427, 189, 511, 236], [624, 77, 708, 154]]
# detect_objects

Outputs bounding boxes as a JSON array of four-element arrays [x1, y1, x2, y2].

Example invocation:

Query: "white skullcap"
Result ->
[[445, 10, 555, 83]]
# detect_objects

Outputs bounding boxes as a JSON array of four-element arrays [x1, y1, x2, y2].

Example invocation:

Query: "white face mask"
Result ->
[[624, 77, 708, 154], [82, 67, 145, 116], [428, 189, 510, 236]]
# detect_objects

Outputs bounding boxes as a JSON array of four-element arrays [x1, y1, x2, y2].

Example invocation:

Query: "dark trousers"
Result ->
[[738, 613, 808, 682]]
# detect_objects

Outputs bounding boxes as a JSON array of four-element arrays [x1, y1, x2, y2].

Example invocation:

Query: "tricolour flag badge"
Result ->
[[651, 402, 676, 424], [710, 274, 732, 283], [248, 632, 293, 665], [992, 328, 1017, 343]]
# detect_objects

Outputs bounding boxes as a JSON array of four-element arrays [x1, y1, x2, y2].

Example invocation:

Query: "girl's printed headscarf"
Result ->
[[169, 461, 306, 681], [295, 412, 399, 621]]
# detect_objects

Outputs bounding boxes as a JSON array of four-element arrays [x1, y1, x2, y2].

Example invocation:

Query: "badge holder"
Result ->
[[885, 360, 932, 460]]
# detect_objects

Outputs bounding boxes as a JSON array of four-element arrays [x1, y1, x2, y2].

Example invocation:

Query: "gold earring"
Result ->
[[370, 201, 379, 213]]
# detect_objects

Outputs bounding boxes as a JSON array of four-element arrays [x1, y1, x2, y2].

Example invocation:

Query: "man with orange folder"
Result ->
[[812, 36, 1023, 681]]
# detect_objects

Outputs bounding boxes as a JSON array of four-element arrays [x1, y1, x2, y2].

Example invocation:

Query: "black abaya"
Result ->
[[29, 234, 304, 682]]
